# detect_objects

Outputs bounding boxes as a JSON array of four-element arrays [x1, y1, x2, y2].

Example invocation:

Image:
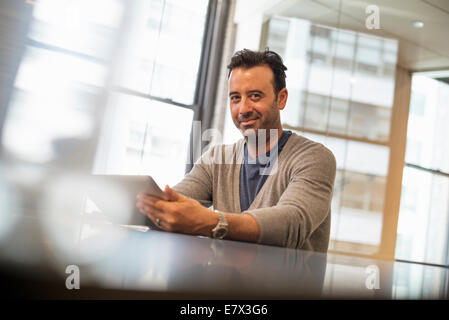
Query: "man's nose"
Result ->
[[239, 97, 253, 115]]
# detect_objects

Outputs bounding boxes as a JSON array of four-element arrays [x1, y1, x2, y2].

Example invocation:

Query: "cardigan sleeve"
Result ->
[[246, 144, 336, 250], [172, 148, 215, 208]]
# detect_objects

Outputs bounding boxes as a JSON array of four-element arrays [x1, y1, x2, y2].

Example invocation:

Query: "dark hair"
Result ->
[[227, 48, 287, 96]]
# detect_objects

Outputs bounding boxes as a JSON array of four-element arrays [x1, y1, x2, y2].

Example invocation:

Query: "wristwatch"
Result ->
[[211, 210, 228, 239]]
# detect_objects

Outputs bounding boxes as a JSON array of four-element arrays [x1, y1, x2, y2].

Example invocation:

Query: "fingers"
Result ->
[[164, 185, 187, 202], [135, 189, 187, 233], [136, 200, 164, 216], [164, 185, 179, 201], [138, 188, 185, 207], [137, 192, 160, 202], [136, 193, 172, 230], [136, 201, 168, 230], [137, 193, 166, 211]]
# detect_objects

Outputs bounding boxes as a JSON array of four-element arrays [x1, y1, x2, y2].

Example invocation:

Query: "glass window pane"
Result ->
[[356, 47, 380, 67], [266, 17, 290, 57], [297, 132, 389, 248], [397, 73, 449, 266], [327, 97, 350, 134], [116, 0, 209, 105], [348, 100, 392, 141], [303, 90, 330, 131], [2, 46, 101, 163], [93, 93, 193, 187], [270, 17, 397, 142], [396, 167, 449, 266], [29, 0, 123, 60], [405, 75, 449, 173], [331, 141, 388, 247], [334, 41, 354, 69]]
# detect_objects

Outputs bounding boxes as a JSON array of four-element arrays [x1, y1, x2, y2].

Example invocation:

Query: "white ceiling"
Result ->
[[262, 0, 449, 71]]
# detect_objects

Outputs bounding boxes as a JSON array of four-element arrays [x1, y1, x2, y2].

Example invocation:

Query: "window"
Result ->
[[93, 93, 193, 186], [0, 0, 229, 265], [115, 0, 209, 105], [93, 0, 212, 186], [2, 0, 224, 189], [409, 91, 426, 116], [2, 0, 122, 164], [263, 17, 398, 255], [396, 74, 449, 266], [297, 132, 388, 251]]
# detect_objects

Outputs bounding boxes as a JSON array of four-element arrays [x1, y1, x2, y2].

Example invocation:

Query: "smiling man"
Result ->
[[136, 49, 336, 252]]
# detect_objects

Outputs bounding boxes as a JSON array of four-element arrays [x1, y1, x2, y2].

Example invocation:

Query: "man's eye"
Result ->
[[250, 94, 261, 99], [230, 96, 240, 102]]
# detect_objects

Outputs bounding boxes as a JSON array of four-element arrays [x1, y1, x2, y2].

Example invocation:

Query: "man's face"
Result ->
[[228, 65, 287, 136]]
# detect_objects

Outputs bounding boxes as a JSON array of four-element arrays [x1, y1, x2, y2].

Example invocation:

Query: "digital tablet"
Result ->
[[91, 174, 166, 199], [85, 174, 167, 226]]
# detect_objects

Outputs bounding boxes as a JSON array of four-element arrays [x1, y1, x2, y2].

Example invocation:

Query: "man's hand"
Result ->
[[136, 185, 218, 236]]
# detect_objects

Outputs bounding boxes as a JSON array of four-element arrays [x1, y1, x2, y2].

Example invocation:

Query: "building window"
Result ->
[[396, 74, 449, 267], [263, 16, 398, 255]]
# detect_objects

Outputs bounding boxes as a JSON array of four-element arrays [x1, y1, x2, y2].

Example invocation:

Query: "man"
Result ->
[[136, 49, 336, 252]]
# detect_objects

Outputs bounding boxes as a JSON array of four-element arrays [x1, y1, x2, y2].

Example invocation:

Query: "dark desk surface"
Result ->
[[1, 218, 448, 299]]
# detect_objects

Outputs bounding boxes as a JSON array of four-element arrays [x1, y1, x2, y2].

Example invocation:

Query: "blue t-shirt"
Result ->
[[239, 130, 292, 211]]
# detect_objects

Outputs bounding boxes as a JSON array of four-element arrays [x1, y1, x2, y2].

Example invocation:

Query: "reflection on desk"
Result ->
[[0, 217, 448, 299], [87, 229, 327, 299]]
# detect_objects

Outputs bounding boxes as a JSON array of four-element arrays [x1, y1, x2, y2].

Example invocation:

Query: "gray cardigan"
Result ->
[[173, 133, 336, 252]]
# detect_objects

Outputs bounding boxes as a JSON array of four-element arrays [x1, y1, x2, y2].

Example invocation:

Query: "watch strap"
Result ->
[[212, 210, 228, 239]]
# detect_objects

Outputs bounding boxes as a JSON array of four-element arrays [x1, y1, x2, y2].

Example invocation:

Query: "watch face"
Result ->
[[214, 228, 227, 238]]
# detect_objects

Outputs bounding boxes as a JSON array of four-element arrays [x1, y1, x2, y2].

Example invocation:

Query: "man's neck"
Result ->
[[246, 128, 283, 159]]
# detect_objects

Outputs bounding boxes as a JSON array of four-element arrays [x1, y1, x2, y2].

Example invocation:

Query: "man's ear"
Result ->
[[277, 88, 288, 110]]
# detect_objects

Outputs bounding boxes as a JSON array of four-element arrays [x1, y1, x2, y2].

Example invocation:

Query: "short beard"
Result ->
[[242, 100, 280, 147]]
